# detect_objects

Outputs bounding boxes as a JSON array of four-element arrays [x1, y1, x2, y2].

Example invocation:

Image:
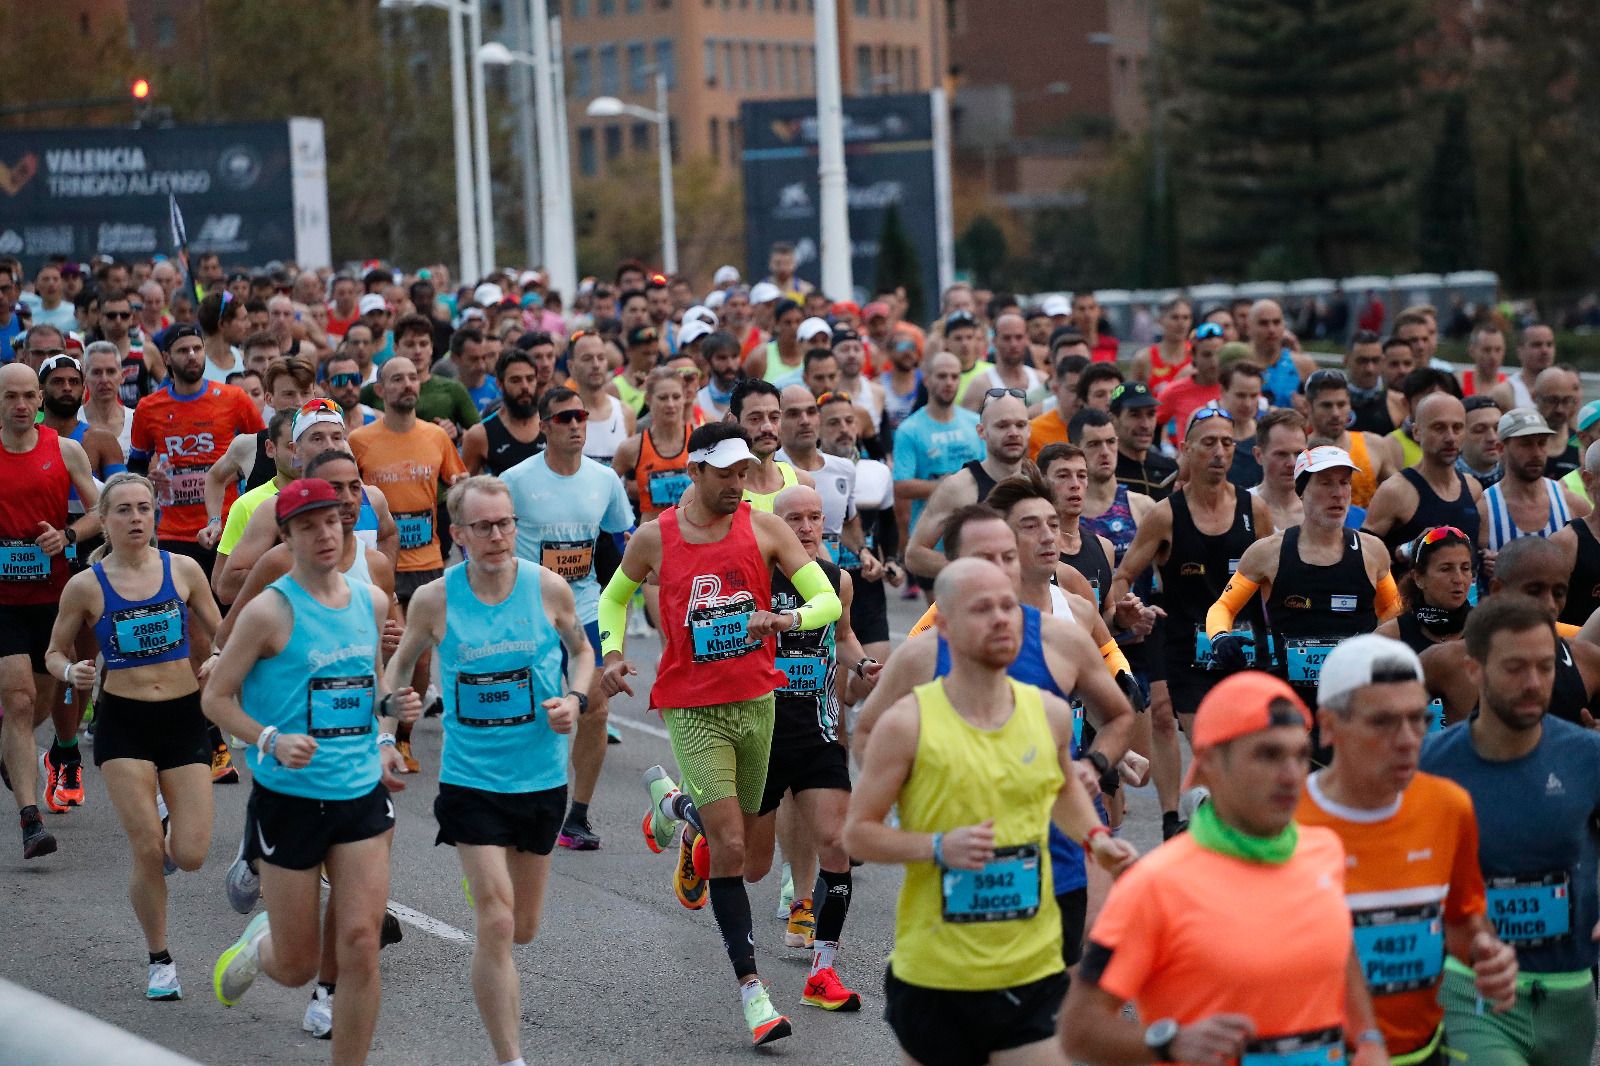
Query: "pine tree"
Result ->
[[1177, 0, 1425, 276], [1416, 93, 1479, 272], [1502, 139, 1537, 293], [875, 204, 926, 324]]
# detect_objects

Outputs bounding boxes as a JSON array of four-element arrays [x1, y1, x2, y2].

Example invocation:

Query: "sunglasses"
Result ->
[[1185, 407, 1235, 434], [299, 397, 344, 416], [816, 390, 853, 406], [549, 408, 589, 424], [328, 373, 361, 388], [1417, 525, 1469, 546], [101, 311, 132, 320], [1194, 322, 1225, 340], [983, 387, 1027, 401]]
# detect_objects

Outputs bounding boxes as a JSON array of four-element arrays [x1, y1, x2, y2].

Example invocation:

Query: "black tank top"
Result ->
[[1550, 638, 1590, 725], [1267, 526, 1377, 701], [769, 559, 843, 745], [1059, 529, 1113, 611], [1558, 518, 1600, 628], [1385, 468, 1481, 559], [1350, 393, 1395, 435], [483, 412, 544, 476], [964, 459, 998, 503], [244, 428, 274, 491], [1161, 487, 1263, 672]]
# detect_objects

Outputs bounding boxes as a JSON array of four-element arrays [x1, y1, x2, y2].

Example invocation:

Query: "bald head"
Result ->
[[1494, 536, 1565, 587], [0, 362, 39, 391], [932, 556, 1011, 610], [774, 484, 822, 518], [1249, 299, 1286, 356], [1413, 392, 1464, 427], [1534, 366, 1574, 394], [980, 393, 1029, 426], [779, 384, 815, 411], [925, 350, 961, 377], [380, 356, 417, 385]]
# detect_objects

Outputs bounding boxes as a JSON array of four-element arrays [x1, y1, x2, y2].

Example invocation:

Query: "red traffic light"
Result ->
[[131, 79, 151, 100]]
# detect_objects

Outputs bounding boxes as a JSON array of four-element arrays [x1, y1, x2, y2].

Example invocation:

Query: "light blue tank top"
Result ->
[[244, 573, 380, 800], [439, 560, 567, 793]]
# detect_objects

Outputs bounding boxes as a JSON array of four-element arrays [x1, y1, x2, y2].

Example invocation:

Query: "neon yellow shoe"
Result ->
[[743, 982, 793, 1046], [213, 911, 270, 1006], [784, 898, 815, 948]]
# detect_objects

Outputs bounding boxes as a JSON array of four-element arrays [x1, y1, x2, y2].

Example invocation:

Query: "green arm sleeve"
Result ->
[[789, 560, 842, 631], [597, 569, 643, 657]]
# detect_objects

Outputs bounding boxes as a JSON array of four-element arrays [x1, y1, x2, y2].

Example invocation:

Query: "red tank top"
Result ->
[[652, 503, 784, 710], [0, 425, 70, 605], [1147, 343, 1191, 394]]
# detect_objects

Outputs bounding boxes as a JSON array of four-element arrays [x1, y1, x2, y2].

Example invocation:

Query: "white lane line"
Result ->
[[609, 715, 672, 741], [386, 901, 474, 942]]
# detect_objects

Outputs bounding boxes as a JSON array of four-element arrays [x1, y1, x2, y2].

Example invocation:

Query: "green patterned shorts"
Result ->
[[661, 694, 776, 814]]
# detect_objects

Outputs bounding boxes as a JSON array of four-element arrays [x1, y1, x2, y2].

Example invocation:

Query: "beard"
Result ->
[[503, 393, 537, 420], [43, 394, 80, 419]]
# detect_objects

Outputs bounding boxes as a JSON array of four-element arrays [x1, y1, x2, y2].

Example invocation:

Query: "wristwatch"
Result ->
[[1083, 749, 1111, 777], [568, 690, 590, 715], [64, 527, 77, 546], [1144, 1019, 1179, 1063]]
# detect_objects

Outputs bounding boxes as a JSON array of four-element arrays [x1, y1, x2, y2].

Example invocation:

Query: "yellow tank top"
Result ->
[[1347, 431, 1378, 508], [742, 460, 798, 513], [891, 678, 1064, 990]]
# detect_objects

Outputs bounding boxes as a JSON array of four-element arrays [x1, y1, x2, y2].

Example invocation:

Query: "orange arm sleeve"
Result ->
[[908, 604, 938, 638], [1374, 573, 1402, 621], [1100, 640, 1131, 677], [1206, 574, 1260, 639]]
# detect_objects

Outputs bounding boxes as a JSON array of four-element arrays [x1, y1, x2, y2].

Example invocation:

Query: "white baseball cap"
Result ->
[[749, 281, 783, 304], [1317, 634, 1425, 711], [713, 264, 741, 286], [798, 317, 833, 344], [1041, 295, 1072, 318], [472, 282, 505, 307], [683, 305, 719, 328], [292, 401, 345, 442], [678, 319, 714, 347], [1293, 445, 1359, 493], [688, 435, 758, 469], [358, 293, 388, 316], [517, 270, 545, 289], [704, 289, 727, 310]]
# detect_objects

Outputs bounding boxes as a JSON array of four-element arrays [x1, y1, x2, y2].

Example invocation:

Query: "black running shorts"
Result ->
[[433, 781, 567, 855], [758, 740, 851, 816], [92, 690, 210, 771], [244, 781, 395, 871], [883, 968, 1069, 1066]]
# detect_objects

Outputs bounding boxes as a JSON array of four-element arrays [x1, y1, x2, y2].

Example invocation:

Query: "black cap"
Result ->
[[161, 323, 204, 353], [830, 328, 861, 348], [1109, 381, 1157, 412], [626, 325, 659, 347], [1048, 326, 1088, 351], [945, 310, 978, 331]]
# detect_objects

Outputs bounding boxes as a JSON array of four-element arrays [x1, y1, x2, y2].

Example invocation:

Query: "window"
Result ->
[[599, 44, 620, 94], [757, 44, 769, 91], [155, 15, 176, 46], [604, 124, 623, 160], [704, 39, 718, 85], [709, 116, 721, 159], [627, 42, 648, 92], [723, 41, 736, 90], [578, 128, 598, 176], [627, 0, 643, 10], [655, 39, 676, 89], [742, 43, 754, 92], [855, 45, 872, 93], [799, 45, 813, 92], [631, 122, 651, 152], [574, 0, 589, 13], [573, 48, 593, 99], [854, 0, 868, 14], [598, 0, 614, 13], [909, 46, 919, 89]]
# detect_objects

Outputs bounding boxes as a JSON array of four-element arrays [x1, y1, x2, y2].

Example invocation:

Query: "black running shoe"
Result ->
[[22, 812, 56, 859], [380, 910, 403, 948]]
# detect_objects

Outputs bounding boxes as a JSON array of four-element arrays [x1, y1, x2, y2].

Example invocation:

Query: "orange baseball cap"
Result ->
[[1182, 672, 1311, 789]]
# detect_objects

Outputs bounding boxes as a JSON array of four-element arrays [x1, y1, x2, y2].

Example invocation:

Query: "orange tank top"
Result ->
[[1348, 431, 1379, 508], [636, 424, 692, 518]]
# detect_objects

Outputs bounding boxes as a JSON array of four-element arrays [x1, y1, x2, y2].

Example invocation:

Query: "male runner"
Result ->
[[774, 384, 872, 568], [1363, 394, 1486, 562], [1303, 369, 1403, 513], [847, 557, 1136, 1066], [1038, 442, 1118, 611], [207, 479, 419, 1066], [726, 378, 815, 510], [1108, 382, 1178, 501], [198, 356, 313, 520], [904, 390, 1030, 579], [892, 351, 982, 541], [1552, 438, 1600, 627], [0, 362, 102, 854], [1532, 366, 1582, 479], [1061, 672, 1385, 1066], [960, 313, 1041, 412], [693, 331, 744, 421], [1298, 635, 1518, 1066], [570, 332, 635, 466], [1251, 408, 1309, 529], [82, 340, 135, 456], [461, 348, 544, 476], [598, 422, 840, 1045], [39, 353, 123, 482], [1422, 596, 1600, 1066], [384, 476, 591, 1066], [1221, 361, 1266, 489], [1482, 408, 1589, 555], [501, 387, 633, 850], [1345, 330, 1409, 435], [819, 390, 898, 661]]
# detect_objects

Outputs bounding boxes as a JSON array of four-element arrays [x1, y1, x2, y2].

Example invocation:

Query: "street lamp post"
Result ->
[[813, 0, 852, 302], [586, 73, 677, 275], [468, 0, 494, 275]]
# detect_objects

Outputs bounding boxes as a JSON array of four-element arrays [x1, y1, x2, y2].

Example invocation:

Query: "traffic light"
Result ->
[[131, 78, 151, 101]]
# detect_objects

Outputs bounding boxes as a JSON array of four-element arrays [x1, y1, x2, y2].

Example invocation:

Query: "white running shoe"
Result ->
[[147, 960, 181, 1000], [302, 985, 334, 1039], [224, 837, 259, 914]]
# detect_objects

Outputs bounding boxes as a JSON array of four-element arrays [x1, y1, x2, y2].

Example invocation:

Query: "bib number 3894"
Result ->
[[307, 676, 376, 738]]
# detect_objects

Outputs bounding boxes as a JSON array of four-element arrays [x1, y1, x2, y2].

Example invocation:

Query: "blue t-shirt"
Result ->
[[0, 312, 22, 359], [892, 406, 982, 531], [501, 452, 633, 625], [467, 378, 501, 415], [1421, 715, 1600, 974]]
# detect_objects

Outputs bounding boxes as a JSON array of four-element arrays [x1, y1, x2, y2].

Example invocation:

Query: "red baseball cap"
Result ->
[[1182, 672, 1311, 789], [274, 478, 341, 525]]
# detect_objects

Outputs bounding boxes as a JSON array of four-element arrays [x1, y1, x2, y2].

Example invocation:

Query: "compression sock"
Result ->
[[566, 801, 589, 826], [149, 949, 172, 966], [708, 876, 758, 981], [812, 868, 851, 945], [666, 792, 704, 835]]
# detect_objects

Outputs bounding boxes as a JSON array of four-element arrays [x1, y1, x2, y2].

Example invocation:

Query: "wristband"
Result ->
[[1353, 1029, 1384, 1048], [1082, 824, 1111, 849], [59, 659, 72, 684], [257, 726, 279, 759], [377, 691, 394, 718], [377, 731, 397, 748], [853, 657, 878, 679], [930, 831, 947, 871]]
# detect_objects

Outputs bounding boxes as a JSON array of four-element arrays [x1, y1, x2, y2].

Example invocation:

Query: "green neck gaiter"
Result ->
[[1188, 799, 1298, 865]]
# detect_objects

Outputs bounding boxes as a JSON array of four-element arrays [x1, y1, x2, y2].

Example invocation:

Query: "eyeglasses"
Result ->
[[1194, 322, 1225, 340], [549, 408, 589, 424], [327, 373, 361, 388], [983, 387, 1027, 402], [101, 311, 132, 320], [816, 390, 853, 406], [463, 516, 517, 538]]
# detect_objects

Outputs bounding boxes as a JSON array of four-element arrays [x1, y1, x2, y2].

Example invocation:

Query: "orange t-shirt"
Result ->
[[1028, 408, 1072, 463], [347, 420, 466, 572], [1296, 771, 1485, 1056], [1087, 828, 1352, 1060], [131, 382, 264, 542]]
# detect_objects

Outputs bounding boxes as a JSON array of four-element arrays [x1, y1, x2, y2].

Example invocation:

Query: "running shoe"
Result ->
[[21, 810, 56, 860], [211, 744, 240, 784], [225, 838, 260, 914], [674, 825, 708, 910], [606, 722, 622, 745], [163, 844, 178, 877], [742, 982, 792, 1046], [147, 960, 182, 1001], [1179, 785, 1211, 824], [776, 861, 795, 918], [641, 765, 680, 853], [395, 740, 420, 774], [380, 910, 403, 948], [784, 898, 815, 949], [557, 815, 602, 851], [52, 753, 83, 809], [42, 749, 67, 813], [213, 910, 270, 1006], [802, 966, 861, 1011], [302, 986, 333, 1039]]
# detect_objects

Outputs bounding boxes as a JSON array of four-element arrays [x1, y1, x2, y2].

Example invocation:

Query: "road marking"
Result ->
[[386, 901, 474, 943], [610, 715, 671, 741]]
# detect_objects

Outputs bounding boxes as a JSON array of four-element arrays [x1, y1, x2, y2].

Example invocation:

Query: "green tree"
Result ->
[[1502, 139, 1537, 293], [574, 156, 743, 281], [1416, 93, 1479, 272], [1176, 0, 1424, 276], [955, 215, 1007, 288], [0, 7, 138, 130], [874, 204, 925, 323]]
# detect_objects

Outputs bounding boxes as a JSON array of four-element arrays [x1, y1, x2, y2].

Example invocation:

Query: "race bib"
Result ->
[[1427, 698, 1445, 735], [394, 509, 434, 551], [455, 667, 536, 728], [838, 531, 874, 571], [1487, 872, 1571, 945], [1242, 1030, 1344, 1066], [1285, 639, 1340, 685], [776, 649, 827, 695], [306, 675, 375, 738], [110, 601, 184, 658], [1069, 697, 1085, 752], [941, 843, 1042, 923], [689, 601, 759, 662], [1194, 624, 1257, 670], [540, 539, 593, 582], [168, 466, 208, 508], [647, 468, 691, 509], [1353, 902, 1445, 995], [823, 533, 842, 566], [0, 538, 49, 580]]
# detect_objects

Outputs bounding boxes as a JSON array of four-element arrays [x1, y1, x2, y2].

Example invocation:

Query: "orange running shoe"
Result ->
[[52, 756, 84, 809], [396, 740, 420, 774], [42, 750, 67, 813], [211, 744, 240, 784], [802, 966, 862, 1011], [673, 825, 707, 910]]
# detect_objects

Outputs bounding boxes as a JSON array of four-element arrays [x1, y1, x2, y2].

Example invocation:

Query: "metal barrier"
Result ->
[[0, 978, 201, 1065]]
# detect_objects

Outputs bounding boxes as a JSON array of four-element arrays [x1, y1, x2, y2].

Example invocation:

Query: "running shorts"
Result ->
[[847, 571, 889, 646], [244, 781, 395, 871], [434, 782, 566, 855], [1440, 961, 1595, 1066], [0, 602, 57, 675], [92, 690, 210, 771], [661, 694, 775, 814], [394, 567, 443, 608], [758, 739, 851, 816], [1058, 887, 1087, 968], [883, 967, 1069, 1066]]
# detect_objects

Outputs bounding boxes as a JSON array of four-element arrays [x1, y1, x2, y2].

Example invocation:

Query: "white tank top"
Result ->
[[847, 378, 884, 433], [986, 364, 1043, 397], [343, 542, 373, 584], [584, 395, 629, 465], [1048, 582, 1073, 619]]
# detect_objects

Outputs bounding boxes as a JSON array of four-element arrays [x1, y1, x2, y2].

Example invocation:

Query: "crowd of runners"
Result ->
[[1, 248, 1597, 1066]]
